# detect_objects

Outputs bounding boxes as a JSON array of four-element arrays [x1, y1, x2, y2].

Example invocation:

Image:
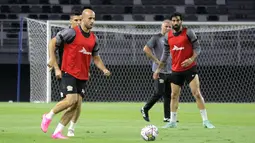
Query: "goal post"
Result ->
[[26, 18, 255, 103]]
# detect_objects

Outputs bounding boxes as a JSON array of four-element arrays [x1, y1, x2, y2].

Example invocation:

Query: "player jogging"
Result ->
[[47, 9, 83, 137], [154, 12, 215, 129], [41, 9, 111, 139], [141, 20, 176, 122]]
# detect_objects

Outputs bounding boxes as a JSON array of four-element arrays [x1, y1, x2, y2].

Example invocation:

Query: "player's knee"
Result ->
[[171, 92, 179, 100], [192, 89, 201, 99]]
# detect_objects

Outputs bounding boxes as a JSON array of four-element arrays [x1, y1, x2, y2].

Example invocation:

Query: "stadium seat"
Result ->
[[102, 15, 112, 20], [70, 0, 80, 4], [10, 5, 21, 13], [133, 6, 144, 14], [113, 6, 125, 14], [0, 0, 9, 4], [30, 6, 42, 13], [164, 6, 176, 14], [48, 14, 60, 20], [0, 14, 7, 19], [185, 15, 198, 21], [39, 0, 49, 4], [194, 0, 216, 5], [18, 0, 27, 4], [21, 6, 30, 13], [7, 14, 18, 19], [154, 15, 165, 21], [144, 6, 154, 14], [90, 0, 103, 5], [111, 0, 133, 5], [112, 15, 124, 20], [72, 6, 82, 11], [218, 5, 228, 14], [8, 0, 17, 4], [207, 6, 218, 14], [132, 15, 145, 21], [28, 14, 38, 19], [0, 5, 10, 13], [52, 5, 62, 13], [39, 14, 49, 20], [185, 6, 197, 14], [196, 6, 207, 14], [59, 0, 69, 4], [163, 0, 185, 5], [42, 5, 51, 13], [207, 15, 219, 21], [27, 0, 39, 4], [60, 14, 69, 20], [6, 32, 19, 38], [124, 6, 132, 14]]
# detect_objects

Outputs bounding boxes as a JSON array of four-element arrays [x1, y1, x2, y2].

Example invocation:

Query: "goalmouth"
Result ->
[[26, 18, 255, 103]]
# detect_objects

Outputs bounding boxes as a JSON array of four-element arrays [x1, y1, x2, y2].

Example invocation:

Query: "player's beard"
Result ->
[[172, 24, 181, 32], [86, 24, 93, 30]]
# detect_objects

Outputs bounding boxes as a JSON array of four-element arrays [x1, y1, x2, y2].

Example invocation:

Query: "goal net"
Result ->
[[26, 18, 255, 103]]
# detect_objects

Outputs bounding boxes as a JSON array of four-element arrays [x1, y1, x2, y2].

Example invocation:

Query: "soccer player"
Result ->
[[48, 9, 82, 137], [41, 9, 111, 139], [154, 12, 215, 128], [140, 20, 173, 122]]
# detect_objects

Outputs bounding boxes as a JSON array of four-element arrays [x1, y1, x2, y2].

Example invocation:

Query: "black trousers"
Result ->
[[144, 73, 171, 118]]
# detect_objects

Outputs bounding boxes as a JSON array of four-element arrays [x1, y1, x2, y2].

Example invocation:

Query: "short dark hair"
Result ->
[[70, 9, 81, 16], [170, 12, 183, 21]]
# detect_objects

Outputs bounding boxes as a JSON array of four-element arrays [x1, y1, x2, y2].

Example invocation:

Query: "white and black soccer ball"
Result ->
[[141, 125, 159, 141]]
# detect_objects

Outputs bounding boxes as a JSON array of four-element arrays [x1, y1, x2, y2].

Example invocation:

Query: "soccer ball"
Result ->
[[141, 125, 159, 141]]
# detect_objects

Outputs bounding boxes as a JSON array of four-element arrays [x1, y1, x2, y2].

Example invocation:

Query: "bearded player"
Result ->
[[154, 12, 215, 128]]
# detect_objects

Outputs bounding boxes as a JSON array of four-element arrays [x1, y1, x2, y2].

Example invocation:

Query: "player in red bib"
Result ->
[[41, 9, 111, 139], [154, 12, 215, 129], [47, 9, 82, 137]]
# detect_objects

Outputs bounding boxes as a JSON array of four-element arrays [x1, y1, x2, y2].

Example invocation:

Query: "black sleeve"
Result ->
[[55, 28, 76, 47], [187, 29, 201, 55], [92, 35, 99, 56]]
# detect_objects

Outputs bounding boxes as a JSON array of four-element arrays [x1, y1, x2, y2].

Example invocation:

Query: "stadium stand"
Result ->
[[0, 0, 254, 51]]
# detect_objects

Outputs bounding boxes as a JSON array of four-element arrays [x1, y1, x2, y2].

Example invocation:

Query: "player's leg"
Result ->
[[163, 73, 184, 128], [163, 74, 171, 122], [67, 95, 83, 137], [52, 97, 78, 139], [188, 73, 215, 128], [41, 72, 79, 135], [141, 73, 165, 122], [67, 79, 86, 136]]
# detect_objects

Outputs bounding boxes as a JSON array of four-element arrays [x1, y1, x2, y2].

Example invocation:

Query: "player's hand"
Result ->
[[153, 71, 159, 80], [181, 58, 193, 67], [103, 69, 111, 77], [155, 60, 161, 65], [55, 68, 62, 79], [47, 59, 54, 71]]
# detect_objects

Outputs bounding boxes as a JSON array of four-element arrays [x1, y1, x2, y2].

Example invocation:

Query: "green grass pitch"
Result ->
[[0, 102, 254, 143]]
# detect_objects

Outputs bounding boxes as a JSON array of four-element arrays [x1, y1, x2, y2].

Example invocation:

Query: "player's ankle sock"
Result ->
[[170, 112, 177, 122], [53, 123, 65, 135], [200, 109, 208, 121], [68, 121, 76, 130], [46, 110, 55, 119]]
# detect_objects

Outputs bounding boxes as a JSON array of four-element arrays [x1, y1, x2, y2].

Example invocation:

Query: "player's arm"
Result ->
[[187, 29, 201, 62], [48, 37, 59, 70], [153, 33, 170, 79], [143, 36, 160, 65], [92, 36, 111, 76], [155, 33, 170, 73], [181, 29, 201, 67]]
